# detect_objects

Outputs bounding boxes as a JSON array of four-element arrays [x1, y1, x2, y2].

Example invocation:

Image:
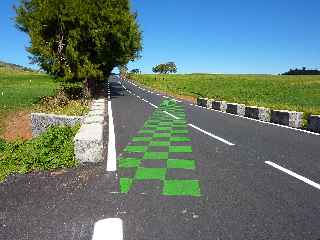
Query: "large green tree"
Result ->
[[15, 0, 142, 93]]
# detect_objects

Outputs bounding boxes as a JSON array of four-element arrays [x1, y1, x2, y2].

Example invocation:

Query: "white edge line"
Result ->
[[194, 105, 320, 136], [163, 111, 179, 119], [92, 218, 123, 240], [126, 79, 320, 136], [107, 100, 117, 172], [265, 161, 320, 190], [149, 102, 158, 109], [188, 123, 235, 146]]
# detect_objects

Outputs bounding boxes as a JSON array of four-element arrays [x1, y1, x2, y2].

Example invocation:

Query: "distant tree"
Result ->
[[119, 65, 128, 79], [15, 0, 142, 96], [282, 67, 320, 75], [152, 62, 177, 74], [166, 62, 177, 73], [130, 69, 140, 74]]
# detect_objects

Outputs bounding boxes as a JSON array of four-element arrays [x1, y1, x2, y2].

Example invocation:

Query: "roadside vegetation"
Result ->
[[130, 74, 320, 115], [0, 0, 141, 180], [0, 125, 79, 182], [0, 67, 57, 134], [0, 67, 89, 136]]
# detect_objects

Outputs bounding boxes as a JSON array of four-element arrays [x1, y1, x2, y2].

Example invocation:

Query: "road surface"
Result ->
[[1, 76, 319, 239]]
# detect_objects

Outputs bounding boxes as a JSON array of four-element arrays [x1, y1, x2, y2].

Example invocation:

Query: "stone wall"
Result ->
[[30, 113, 83, 138]]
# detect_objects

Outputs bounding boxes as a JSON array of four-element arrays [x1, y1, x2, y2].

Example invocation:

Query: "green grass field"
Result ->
[[0, 67, 58, 111], [0, 67, 59, 133], [131, 74, 320, 115]]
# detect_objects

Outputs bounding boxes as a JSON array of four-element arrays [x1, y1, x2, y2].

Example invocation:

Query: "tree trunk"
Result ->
[[83, 77, 95, 98]]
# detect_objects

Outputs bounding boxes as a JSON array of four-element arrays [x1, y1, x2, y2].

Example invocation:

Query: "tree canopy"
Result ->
[[15, 0, 142, 84], [282, 67, 320, 75], [152, 62, 177, 74]]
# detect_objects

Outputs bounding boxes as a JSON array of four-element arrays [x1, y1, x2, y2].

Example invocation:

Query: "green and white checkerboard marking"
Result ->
[[118, 100, 201, 197]]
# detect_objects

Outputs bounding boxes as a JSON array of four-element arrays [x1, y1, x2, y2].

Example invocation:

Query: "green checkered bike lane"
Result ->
[[118, 100, 201, 197]]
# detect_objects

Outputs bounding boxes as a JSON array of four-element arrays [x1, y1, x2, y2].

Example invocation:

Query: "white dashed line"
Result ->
[[121, 80, 237, 146], [197, 105, 320, 136], [265, 161, 320, 190], [149, 102, 159, 109], [188, 123, 235, 146], [163, 111, 180, 119], [92, 218, 123, 240]]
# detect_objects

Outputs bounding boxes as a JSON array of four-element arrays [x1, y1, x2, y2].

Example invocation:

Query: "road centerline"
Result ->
[[120, 80, 235, 146], [92, 218, 123, 240], [265, 161, 320, 191], [188, 123, 235, 146]]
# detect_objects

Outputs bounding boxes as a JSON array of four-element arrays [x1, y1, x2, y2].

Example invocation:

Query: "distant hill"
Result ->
[[0, 60, 37, 72]]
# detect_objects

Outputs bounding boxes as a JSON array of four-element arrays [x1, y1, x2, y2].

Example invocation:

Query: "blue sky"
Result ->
[[1, 0, 320, 74]]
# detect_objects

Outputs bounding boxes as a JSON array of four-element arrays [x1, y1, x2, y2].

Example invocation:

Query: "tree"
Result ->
[[166, 62, 177, 73], [152, 62, 177, 74], [130, 69, 140, 74], [119, 65, 128, 79], [15, 0, 142, 96]]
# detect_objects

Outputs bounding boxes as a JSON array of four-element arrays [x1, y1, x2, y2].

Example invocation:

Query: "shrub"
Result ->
[[60, 82, 84, 100], [0, 125, 80, 182]]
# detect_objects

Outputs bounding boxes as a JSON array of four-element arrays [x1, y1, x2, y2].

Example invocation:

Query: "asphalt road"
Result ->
[[1, 76, 319, 239]]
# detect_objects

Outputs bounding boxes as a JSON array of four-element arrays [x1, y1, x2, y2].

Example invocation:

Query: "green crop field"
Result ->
[[131, 74, 320, 115], [0, 67, 59, 133]]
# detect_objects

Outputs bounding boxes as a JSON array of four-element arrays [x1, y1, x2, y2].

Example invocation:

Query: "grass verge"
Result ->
[[0, 67, 89, 136], [130, 74, 320, 115], [0, 125, 80, 182], [0, 67, 59, 134]]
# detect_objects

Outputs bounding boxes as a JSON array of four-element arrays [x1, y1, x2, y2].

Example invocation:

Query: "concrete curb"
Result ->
[[212, 100, 227, 112], [308, 115, 320, 133], [74, 98, 107, 163], [196, 97, 309, 131], [245, 106, 271, 122], [196, 97, 209, 108], [30, 113, 83, 138], [271, 110, 303, 128], [227, 103, 246, 116]]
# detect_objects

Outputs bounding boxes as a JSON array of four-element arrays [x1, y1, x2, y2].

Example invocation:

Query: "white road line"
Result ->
[[149, 102, 158, 109], [202, 106, 320, 136], [122, 83, 236, 145], [92, 218, 123, 240], [265, 161, 320, 190], [188, 123, 235, 146], [163, 111, 180, 119], [107, 100, 117, 172]]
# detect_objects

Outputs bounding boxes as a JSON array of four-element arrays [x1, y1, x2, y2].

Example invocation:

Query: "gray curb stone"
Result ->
[[83, 115, 105, 124], [88, 109, 105, 117], [245, 106, 271, 122], [74, 98, 107, 163], [227, 103, 246, 116], [271, 110, 303, 128], [74, 123, 104, 163], [212, 100, 227, 112], [30, 113, 83, 138], [196, 97, 213, 108], [307, 115, 320, 133], [196, 97, 207, 107]]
